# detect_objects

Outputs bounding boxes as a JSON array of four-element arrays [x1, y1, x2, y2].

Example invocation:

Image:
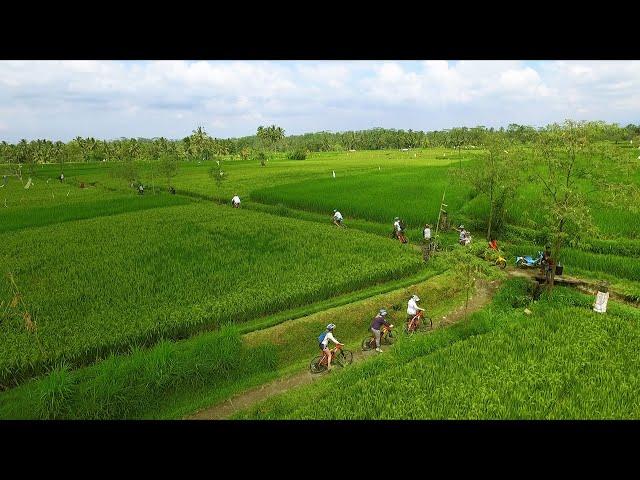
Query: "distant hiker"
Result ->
[[59, 172, 64, 183], [423, 223, 431, 243], [456, 225, 471, 246], [422, 224, 433, 261], [318, 323, 343, 371], [407, 294, 425, 324], [231, 194, 241, 208], [370, 309, 393, 353], [138, 184, 144, 195], [541, 248, 555, 285], [332, 209, 344, 227]]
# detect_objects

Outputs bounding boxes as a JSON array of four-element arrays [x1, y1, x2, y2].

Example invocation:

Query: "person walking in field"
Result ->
[[370, 309, 393, 353], [456, 225, 471, 246], [59, 172, 64, 183], [231, 194, 241, 208], [423, 223, 431, 242], [138, 184, 144, 195], [406, 294, 425, 324], [332, 209, 344, 227], [318, 323, 343, 371]]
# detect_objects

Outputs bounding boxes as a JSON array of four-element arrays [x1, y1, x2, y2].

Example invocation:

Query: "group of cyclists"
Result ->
[[221, 202, 458, 371], [333, 209, 473, 250], [318, 294, 426, 371]]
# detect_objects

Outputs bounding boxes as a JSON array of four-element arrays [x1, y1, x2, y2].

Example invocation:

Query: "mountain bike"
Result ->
[[361, 324, 395, 351], [310, 344, 353, 374], [403, 310, 433, 335]]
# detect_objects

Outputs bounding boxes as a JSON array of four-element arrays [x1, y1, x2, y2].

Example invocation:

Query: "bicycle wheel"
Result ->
[[421, 317, 433, 331], [337, 350, 353, 366], [497, 258, 507, 269], [310, 356, 326, 374], [361, 336, 374, 351]]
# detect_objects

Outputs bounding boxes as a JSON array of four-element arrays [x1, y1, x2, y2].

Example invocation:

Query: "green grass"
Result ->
[[0, 266, 474, 420], [0, 325, 277, 420], [0, 202, 422, 388], [2, 146, 639, 420], [236, 280, 640, 419], [501, 240, 640, 283], [251, 166, 472, 230]]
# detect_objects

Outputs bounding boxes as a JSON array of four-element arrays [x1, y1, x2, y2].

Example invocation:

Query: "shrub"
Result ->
[[287, 150, 307, 160], [35, 363, 75, 419]]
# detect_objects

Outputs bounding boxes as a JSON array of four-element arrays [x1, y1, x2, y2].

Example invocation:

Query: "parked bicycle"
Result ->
[[310, 344, 353, 374]]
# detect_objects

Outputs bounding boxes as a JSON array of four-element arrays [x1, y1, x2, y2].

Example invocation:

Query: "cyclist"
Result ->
[[370, 309, 393, 353], [318, 323, 343, 371], [407, 294, 425, 325], [333, 209, 344, 227], [393, 217, 406, 242]]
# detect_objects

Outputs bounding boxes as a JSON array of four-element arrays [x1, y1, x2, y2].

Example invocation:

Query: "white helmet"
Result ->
[[326, 323, 336, 331], [379, 308, 388, 316], [459, 225, 465, 229], [412, 295, 420, 302]]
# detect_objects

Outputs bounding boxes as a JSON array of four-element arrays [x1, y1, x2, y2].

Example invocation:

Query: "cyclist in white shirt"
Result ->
[[318, 323, 343, 371], [231, 194, 241, 208], [407, 294, 425, 323], [333, 209, 344, 227], [393, 217, 402, 233]]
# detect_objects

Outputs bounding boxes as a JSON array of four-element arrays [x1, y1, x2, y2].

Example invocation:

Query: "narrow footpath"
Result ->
[[187, 278, 500, 420]]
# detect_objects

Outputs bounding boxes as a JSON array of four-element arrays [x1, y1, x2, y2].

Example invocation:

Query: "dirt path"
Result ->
[[186, 278, 500, 420]]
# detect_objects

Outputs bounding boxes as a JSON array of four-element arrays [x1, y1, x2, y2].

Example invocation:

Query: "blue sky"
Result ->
[[0, 60, 638, 142]]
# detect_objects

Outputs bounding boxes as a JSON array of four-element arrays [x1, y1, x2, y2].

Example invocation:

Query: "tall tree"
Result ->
[[526, 120, 640, 287], [257, 125, 285, 152], [456, 133, 518, 241]]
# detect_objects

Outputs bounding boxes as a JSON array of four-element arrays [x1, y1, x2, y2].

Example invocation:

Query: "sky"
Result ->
[[0, 60, 638, 142]]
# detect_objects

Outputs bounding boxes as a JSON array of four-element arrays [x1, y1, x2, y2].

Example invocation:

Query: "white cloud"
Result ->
[[0, 60, 639, 142]]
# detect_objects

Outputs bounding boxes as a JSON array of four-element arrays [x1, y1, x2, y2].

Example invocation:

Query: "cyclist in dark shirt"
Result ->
[[370, 309, 393, 353]]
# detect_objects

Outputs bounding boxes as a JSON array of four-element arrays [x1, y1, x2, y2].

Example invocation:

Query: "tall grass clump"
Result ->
[[0, 326, 277, 419], [34, 363, 75, 419]]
